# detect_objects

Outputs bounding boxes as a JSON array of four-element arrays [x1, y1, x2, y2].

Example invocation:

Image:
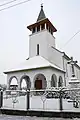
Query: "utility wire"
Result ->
[[0, 0, 17, 7], [0, 0, 32, 12], [61, 30, 80, 49]]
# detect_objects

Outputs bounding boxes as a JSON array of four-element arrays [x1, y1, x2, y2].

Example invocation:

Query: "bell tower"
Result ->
[[27, 5, 57, 61]]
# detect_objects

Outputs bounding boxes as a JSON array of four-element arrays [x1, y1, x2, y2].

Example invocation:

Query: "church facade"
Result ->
[[4, 5, 80, 91]]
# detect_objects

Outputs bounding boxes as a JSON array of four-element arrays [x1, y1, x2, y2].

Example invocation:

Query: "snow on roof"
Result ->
[[4, 56, 65, 74]]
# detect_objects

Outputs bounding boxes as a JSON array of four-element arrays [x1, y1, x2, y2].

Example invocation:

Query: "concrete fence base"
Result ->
[[0, 109, 80, 118]]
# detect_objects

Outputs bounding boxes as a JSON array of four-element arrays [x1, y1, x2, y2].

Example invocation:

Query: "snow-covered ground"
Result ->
[[2, 94, 80, 112], [0, 114, 79, 120]]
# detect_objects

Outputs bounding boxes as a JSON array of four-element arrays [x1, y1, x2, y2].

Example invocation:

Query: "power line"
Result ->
[[0, 0, 17, 7], [61, 30, 80, 49], [0, 0, 32, 12]]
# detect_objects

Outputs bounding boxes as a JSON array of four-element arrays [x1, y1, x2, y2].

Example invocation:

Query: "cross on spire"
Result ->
[[41, 0, 43, 8], [41, 3, 43, 8]]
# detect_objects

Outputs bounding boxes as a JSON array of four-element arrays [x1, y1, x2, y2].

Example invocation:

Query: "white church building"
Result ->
[[4, 5, 80, 91]]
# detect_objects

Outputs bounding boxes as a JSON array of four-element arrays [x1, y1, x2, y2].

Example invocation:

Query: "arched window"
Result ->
[[51, 74, 57, 87], [20, 75, 31, 90], [9, 76, 18, 90], [58, 76, 63, 87]]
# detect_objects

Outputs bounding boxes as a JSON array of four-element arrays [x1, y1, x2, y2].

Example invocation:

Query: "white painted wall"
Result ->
[[29, 29, 55, 59], [29, 29, 64, 70], [48, 46, 63, 69]]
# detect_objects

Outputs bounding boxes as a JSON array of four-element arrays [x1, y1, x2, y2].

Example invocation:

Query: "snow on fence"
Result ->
[[2, 88, 80, 112]]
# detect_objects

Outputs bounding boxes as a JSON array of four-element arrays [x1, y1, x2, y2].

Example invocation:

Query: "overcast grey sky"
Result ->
[[0, 0, 80, 84]]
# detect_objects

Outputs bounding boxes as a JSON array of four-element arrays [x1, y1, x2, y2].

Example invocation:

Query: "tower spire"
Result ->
[[37, 4, 46, 22]]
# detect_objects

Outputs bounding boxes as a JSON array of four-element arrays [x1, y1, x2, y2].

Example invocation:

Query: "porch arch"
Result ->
[[20, 75, 31, 90], [9, 76, 18, 90], [58, 76, 63, 87], [34, 73, 47, 89], [51, 74, 57, 87]]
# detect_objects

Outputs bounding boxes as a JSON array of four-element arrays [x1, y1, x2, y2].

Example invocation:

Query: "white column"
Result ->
[[45, 23, 46, 29], [28, 75, 34, 89], [35, 27, 37, 32], [7, 80, 10, 89], [47, 80, 51, 88], [40, 25, 41, 31], [18, 81, 21, 90], [57, 77, 59, 87], [46, 76, 51, 88]]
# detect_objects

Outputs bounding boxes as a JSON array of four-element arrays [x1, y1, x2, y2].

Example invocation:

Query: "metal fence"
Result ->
[[1, 87, 80, 111]]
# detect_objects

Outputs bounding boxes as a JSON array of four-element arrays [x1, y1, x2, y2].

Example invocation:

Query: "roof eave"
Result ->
[[27, 18, 57, 32], [4, 65, 65, 74], [62, 52, 70, 60], [4, 66, 50, 74]]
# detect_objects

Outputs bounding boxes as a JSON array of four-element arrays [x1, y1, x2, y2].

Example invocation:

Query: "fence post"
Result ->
[[59, 90, 63, 111], [27, 89, 30, 110], [0, 90, 3, 108]]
